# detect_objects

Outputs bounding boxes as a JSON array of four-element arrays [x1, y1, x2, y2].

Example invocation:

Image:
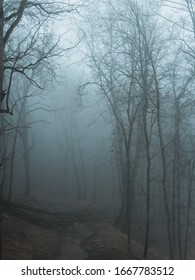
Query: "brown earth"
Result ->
[[1, 196, 164, 260]]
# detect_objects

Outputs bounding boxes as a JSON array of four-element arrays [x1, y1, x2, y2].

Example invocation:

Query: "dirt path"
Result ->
[[49, 223, 97, 260]]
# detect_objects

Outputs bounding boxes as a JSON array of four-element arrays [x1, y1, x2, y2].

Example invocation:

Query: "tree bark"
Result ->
[[183, 159, 194, 259], [0, 1, 4, 258], [21, 103, 31, 196], [0, 0, 4, 97], [153, 66, 173, 259], [143, 94, 152, 259]]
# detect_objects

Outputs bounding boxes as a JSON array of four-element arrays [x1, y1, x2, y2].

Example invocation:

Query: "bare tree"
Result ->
[[79, 0, 154, 252], [0, 0, 83, 114], [78, 0, 195, 259], [0, 0, 84, 260]]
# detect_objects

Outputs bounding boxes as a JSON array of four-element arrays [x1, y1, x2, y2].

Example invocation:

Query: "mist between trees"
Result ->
[[1, 0, 195, 260]]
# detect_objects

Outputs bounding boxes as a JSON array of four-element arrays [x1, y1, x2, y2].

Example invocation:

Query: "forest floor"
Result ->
[[1, 196, 165, 260]]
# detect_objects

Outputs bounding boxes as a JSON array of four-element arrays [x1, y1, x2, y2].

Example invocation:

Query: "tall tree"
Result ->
[[79, 0, 195, 258], [0, 0, 84, 260]]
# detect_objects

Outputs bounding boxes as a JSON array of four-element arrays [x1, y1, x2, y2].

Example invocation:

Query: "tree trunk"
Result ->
[[75, 124, 88, 200], [184, 159, 194, 259], [0, 0, 4, 257], [114, 193, 127, 230], [92, 161, 98, 203], [69, 140, 82, 200], [143, 95, 152, 259], [154, 68, 173, 259], [22, 105, 31, 196], [0, 0, 4, 102], [0, 0, 4, 171], [8, 98, 26, 201]]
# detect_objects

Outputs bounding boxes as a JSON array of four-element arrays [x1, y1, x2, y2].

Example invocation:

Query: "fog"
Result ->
[[11, 66, 113, 204], [1, 0, 195, 260]]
